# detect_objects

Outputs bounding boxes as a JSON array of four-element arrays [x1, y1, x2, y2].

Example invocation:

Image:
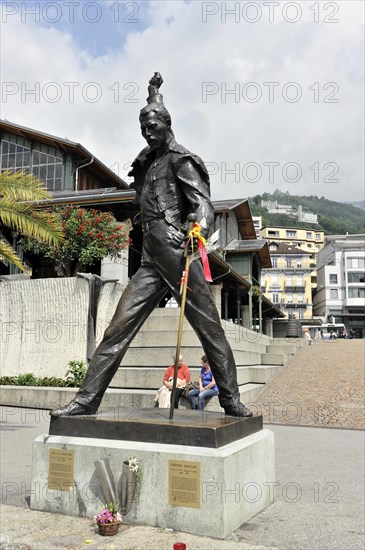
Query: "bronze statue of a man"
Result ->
[[51, 73, 252, 418]]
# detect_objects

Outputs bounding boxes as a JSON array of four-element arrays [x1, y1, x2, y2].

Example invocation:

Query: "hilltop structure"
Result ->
[[261, 199, 318, 224]]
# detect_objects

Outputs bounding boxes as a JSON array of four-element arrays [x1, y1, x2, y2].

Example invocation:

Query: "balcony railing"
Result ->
[[269, 283, 281, 290], [286, 264, 305, 269], [282, 302, 308, 309], [284, 285, 306, 291]]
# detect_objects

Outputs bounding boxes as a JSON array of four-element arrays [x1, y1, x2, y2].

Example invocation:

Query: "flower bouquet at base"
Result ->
[[94, 502, 122, 536]]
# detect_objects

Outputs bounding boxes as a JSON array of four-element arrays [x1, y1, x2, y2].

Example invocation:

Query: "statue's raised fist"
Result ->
[[149, 72, 163, 89]]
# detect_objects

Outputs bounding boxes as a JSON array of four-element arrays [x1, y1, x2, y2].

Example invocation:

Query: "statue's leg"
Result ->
[[182, 278, 252, 416], [152, 238, 243, 411], [51, 266, 166, 416], [181, 275, 241, 410], [127, 222, 251, 417]]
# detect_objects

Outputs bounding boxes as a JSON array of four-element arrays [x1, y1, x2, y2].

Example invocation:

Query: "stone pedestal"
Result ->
[[31, 428, 275, 539], [49, 408, 263, 448]]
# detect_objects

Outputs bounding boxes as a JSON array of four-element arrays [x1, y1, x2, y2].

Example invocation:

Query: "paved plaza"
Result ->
[[253, 339, 365, 430], [0, 339, 364, 549]]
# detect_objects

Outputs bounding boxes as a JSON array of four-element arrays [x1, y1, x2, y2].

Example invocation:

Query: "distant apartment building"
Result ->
[[261, 200, 318, 224], [313, 235, 365, 337], [252, 216, 262, 238], [260, 225, 324, 289], [261, 242, 312, 319]]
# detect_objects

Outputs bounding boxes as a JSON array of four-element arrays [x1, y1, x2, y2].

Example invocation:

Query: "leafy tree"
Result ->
[[20, 205, 130, 276], [0, 170, 63, 271]]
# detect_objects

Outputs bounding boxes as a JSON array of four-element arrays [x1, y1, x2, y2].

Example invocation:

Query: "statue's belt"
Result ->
[[142, 218, 165, 232]]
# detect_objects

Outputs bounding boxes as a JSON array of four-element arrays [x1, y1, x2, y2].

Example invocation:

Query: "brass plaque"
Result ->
[[168, 460, 200, 508], [48, 449, 74, 491]]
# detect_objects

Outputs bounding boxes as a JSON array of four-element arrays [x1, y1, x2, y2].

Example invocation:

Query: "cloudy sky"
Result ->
[[0, 0, 364, 203]]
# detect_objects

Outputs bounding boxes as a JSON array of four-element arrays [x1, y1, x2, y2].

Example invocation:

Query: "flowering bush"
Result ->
[[20, 205, 130, 276], [93, 502, 122, 525]]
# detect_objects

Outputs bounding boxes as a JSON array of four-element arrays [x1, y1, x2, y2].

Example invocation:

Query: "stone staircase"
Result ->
[[107, 309, 304, 412]]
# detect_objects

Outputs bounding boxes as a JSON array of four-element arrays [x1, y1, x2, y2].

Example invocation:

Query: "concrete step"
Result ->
[[130, 329, 268, 354], [266, 344, 300, 355], [221, 321, 271, 344], [140, 311, 271, 346], [122, 347, 263, 367], [249, 365, 282, 384], [145, 309, 269, 337], [102, 383, 265, 412], [0, 383, 265, 414], [237, 383, 267, 406], [0, 382, 265, 414], [131, 329, 198, 346], [270, 337, 305, 349], [140, 315, 193, 332], [111, 366, 257, 389], [261, 353, 292, 366]]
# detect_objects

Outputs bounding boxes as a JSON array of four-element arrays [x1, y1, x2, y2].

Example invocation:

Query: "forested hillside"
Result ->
[[348, 200, 365, 211], [249, 190, 365, 235]]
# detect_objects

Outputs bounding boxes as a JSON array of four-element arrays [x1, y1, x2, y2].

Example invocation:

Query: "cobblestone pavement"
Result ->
[[251, 340, 365, 430], [0, 505, 274, 550]]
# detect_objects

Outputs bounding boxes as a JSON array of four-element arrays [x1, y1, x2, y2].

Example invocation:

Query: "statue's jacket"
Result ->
[[128, 138, 214, 243], [72, 143, 241, 413]]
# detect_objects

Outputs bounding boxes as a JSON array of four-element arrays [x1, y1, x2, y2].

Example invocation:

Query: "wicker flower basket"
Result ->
[[97, 521, 120, 536]]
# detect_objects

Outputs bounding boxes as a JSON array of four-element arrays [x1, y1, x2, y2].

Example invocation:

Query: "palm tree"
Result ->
[[0, 170, 63, 271]]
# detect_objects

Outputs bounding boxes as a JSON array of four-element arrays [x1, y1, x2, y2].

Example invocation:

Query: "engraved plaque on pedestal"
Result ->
[[48, 449, 75, 491], [168, 460, 200, 509]]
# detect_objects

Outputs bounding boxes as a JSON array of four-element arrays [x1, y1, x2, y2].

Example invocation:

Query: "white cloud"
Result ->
[[0, 0, 363, 202]]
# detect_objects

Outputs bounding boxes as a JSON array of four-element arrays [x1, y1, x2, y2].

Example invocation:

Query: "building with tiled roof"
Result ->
[[1, 120, 284, 329]]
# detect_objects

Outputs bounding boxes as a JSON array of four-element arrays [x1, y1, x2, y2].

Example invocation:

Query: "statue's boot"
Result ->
[[50, 400, 99, 417], [224, 403, 253, 418]]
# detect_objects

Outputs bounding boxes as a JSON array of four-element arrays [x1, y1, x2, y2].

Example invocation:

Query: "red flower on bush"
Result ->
[[21, 206, 130, 277]]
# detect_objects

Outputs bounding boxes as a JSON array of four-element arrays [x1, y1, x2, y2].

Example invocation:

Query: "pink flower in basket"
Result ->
[[94, 502, 122, 525]]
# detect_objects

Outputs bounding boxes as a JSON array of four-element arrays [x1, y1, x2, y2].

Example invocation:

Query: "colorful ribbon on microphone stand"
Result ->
[[187, 222, 212, 283]]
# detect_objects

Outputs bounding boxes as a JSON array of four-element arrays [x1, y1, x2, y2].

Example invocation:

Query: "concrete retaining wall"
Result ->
[[0, 278, 90, 378], [0, 276, 277, 396]]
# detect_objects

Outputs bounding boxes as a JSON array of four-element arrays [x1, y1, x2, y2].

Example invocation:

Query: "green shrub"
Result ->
[[36, 377, 67, 387], [15, 373, 38, 386], [64, 360, 87, 387], [0, 361, 87, 387], [0, 374, 66, 387], [0, 376, 17, 385]]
